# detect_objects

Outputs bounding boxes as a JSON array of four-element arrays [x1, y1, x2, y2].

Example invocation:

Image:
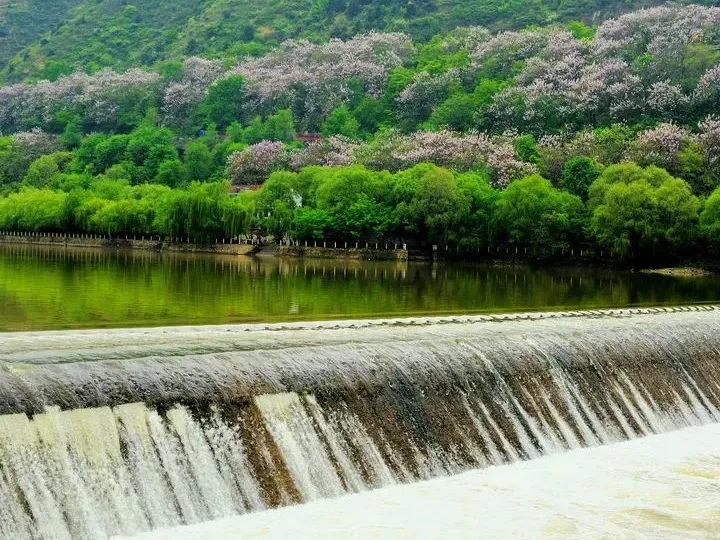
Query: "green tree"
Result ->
[[352, 97, 386, 135], [23, 152, 73, 188], [257, 172, 298, 212], [61, 122, 84, 150], [264, 109, 295, 142], [241, 116, 267, 144], [155, 159, 188, 188], [155, 182, 228, 242], [315, 166, 392, 213], [125, 126, 178, 183], [427, 93, 475, 131], [399, 165, 471, 246], [185, 140, 215, 181], [455, 170, 500, 250], [559, 156, 602, 201], [495, 174, 584, 250], [94, 135, 130, 173], [199, 75, 246, 129], [0, 189, 69, 232], [338, 193, 392, 240], [293, 208, 335, 240], [567, 21, 595, 40], [514, 135, 540, 164], [588, 164, 699, 259], [321, 106, 361, 139], [678, 143, 713, 195], [220, 191, 255, 238], [593, 124, 633, 165], [700, 187, 720, 249], [262, 200, 294, 240], [42, 60, 72, 81]]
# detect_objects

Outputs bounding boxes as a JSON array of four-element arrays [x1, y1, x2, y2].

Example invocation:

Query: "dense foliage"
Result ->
[[4, 0, 716, 82], [2, 5, 720, 265], [2, 157, 719, 264], [3, 5, 720, 137]]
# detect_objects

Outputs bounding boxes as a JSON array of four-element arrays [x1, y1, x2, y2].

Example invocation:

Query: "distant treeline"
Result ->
[[2, 162, 720, 265]]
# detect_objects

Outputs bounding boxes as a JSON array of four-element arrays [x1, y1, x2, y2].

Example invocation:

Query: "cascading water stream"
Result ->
[[1, 306, 720, 539]]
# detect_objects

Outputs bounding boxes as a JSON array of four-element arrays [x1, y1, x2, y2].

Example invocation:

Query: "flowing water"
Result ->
[[125, 423, 720, 540], [1, 308, 720, 538], [2, 243, 720, 331]]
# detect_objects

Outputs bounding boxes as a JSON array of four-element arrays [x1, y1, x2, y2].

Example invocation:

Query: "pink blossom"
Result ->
[[470, 29, 548, 67], [79, 69, 160, 126], [699, 116, 720, 168], [629, 123, 692, 169], [290, 137, 359, 169], [443, 27, 492, 52], [161, 58, 222, 127], [537, 130, 600, 179], [647, 81, 689, 117], [483, 6, 720, 130], [396, 70, 460, 123], [181, 57, 223, 87], [694, 65, 720, 103], [362, 130, 535, 187], [227, 141, 291, 185], [0, 69, 160, 132], [231, 33, 414, 127], [0, 84, 29, 132], [592, 5, 720, 58], [12, 128, 61, 156]]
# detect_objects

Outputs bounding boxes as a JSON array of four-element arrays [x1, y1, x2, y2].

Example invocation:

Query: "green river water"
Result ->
[[1, 243, 719, 331]]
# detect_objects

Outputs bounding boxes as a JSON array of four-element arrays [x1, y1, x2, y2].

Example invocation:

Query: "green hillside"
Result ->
[[0, 0, 80, 67], [1, 3, 720, 264], [2, 0, 712, 82]]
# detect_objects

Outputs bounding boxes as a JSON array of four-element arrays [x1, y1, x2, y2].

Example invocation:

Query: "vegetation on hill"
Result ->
[[2, 5, 719, 137], [0, 4, 719, 265], [0, 0, 79, 70], [2, 0, 717, 82]]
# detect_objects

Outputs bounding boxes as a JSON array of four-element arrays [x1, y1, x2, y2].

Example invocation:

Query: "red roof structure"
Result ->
[[297, 133, 322, 143]]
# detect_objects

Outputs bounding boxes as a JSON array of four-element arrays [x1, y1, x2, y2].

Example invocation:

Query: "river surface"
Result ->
[[125, 424, 720, 540], [1, 243, 720, 331]]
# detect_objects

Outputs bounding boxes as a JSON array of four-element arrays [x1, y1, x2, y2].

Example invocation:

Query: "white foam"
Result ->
[[124, 423, 720, 540]]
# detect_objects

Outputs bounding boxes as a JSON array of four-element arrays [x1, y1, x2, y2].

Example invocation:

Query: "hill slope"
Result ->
[[2, 0, 713, 82], [0, 0, 81, 67]]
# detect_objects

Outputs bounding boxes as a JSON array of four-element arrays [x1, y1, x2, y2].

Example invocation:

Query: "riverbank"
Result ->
[[0, 232, 412, 260], [0, 232, 258, 255], [2, 232, 719, 273], [272, 244, 410, 261], [0, 231, 592, 263], [641, 266, 716, 277]]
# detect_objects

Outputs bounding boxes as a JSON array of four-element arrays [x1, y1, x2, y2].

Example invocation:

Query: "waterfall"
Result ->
[[126, 424, 720, 540], [1, 306, 720, 538]]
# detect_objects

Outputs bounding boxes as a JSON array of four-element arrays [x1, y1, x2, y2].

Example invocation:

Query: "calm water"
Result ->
[[1, 243, 719, 331]]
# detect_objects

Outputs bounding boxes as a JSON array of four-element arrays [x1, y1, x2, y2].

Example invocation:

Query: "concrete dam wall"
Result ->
[[1, 307, 719, 538]]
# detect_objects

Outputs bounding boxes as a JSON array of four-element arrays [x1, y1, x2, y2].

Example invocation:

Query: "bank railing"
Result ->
[[0, 231, 612, 260]]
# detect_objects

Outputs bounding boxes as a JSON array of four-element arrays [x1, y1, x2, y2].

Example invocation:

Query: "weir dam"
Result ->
[[1, 306, 720, 538]]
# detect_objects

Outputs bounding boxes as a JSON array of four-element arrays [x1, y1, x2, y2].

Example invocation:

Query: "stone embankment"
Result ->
[[0, 232, 258, 255], [275, 244, 409, 261]]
